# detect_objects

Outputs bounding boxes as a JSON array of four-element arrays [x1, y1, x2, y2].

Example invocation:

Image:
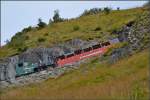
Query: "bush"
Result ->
[[88, 37, 93, 40], [81, 8, 102, 16], [37, 18, 47, 29], [38, 37, 46, 42], [44, 33, 49, 36], [25, 36, 29, 40], [17, 46, 28, 52], [53, 10, 63, 23], [117, 7, 120, 11], [73, 25, 80, 31], [9, 32, 25, 48], [104, 7, 111, 14], [94, 27, 101, 31], [22, 26, 32, 32]]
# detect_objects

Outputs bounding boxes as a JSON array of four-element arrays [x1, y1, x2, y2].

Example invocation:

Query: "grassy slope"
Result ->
[[0, 7, 145, 58], [1, 50, 149, 100]]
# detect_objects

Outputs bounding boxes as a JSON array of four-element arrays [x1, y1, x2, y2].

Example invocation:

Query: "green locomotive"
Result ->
[[15, 62, 38, 76]]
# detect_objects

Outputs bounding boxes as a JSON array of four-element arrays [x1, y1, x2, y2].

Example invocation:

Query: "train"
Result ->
[[15, 38, 119, 77]]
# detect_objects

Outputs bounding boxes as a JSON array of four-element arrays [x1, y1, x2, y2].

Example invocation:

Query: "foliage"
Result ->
[[17, 46, 28, 52], [53, 10, 63, 23], [117, 7, 120, 11], [9, 32, 25, 48], [22, 26, 32, 32], [73, 25, 80, 31], [81, 8, 102, 16], [130, 84, 145, 100], [44, 33, 49, 36], [37, 37, 46, 42], [37, 18, 47, 29], [94, 27, 101, 31], [104, 7, 111, 14], [25, 36, 29, 40]]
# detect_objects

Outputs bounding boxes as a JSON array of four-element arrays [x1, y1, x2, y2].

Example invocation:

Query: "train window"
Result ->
[[98, 44, 102, 48], [102, 42, 110, 46], [74, 49, 82, 55], [58, 55, 65, 60], [105, 42, 110, 46], [66, 54, 74, 58], [92, 44, 101, 49], [83, 47, 92, 52], [101, 42, 106, 46], [18, 63, 23, 67]]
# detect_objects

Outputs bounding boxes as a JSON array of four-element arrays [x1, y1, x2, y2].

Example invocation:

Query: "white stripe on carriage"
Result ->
[[80, 50, 104, 59]]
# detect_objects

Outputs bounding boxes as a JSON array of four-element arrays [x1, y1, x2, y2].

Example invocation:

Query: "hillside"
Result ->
[[0, 5, 150, 100], [1, 50, 149, 100], [0, 7, 148, 58]]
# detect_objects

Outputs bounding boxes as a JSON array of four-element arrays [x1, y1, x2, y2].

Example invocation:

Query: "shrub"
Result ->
[[25, 36, 29, 40], [117, 7, 120, 11], [73, 25, 80, 31], [88, 37, 93, 40], [17, 46, 28, 52], [37, 18, 47, 29], [22, 26, 32, 33], [44, 33, 49, 36], [104, 7, 111, 14], [38, 37, 46, 42], [53, 10, 63, 23], [81, 8, 102, 16], [94, 27, 101, 31], [9, 32, 25, 48]]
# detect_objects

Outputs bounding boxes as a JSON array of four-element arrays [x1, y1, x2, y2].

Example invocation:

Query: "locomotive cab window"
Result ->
[[83, 47, 92, 52], [18, 63, 23, 67]]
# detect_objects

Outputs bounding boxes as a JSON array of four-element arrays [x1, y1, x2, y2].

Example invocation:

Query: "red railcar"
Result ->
[[56, 41, 111, 67]]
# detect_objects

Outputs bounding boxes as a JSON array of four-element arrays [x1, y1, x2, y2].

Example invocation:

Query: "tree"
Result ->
[[53, 10, 62, 23], [81, 8, 102, 16], [22, 26, 32, 32], [37, 18, 47, 29], [117, 7, 120, 11], [104, 7, 111, 14]]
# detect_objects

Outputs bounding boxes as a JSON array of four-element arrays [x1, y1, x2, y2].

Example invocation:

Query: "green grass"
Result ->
[[0, 7, 147, 58], [1, 50, 149, 100]]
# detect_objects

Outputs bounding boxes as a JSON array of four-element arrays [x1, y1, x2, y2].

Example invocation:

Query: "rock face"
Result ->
[[116, 9, 150, 51], [104, 9, 150, 65], [128, 11, 150, 51], [107, 46, 132, 64], [0, 56, 18, 83], [0, 60, 7, 81]]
